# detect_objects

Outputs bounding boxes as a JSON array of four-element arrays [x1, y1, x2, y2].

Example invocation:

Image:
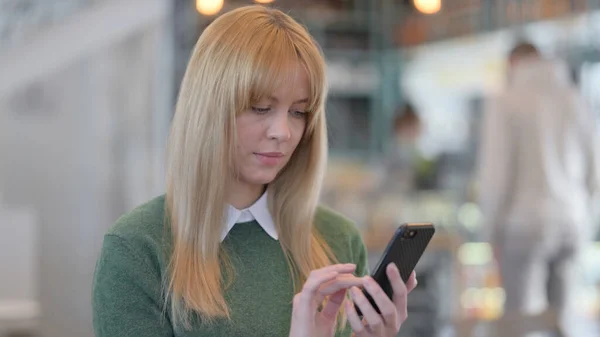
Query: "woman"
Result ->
[[92, 5, 416, 337]]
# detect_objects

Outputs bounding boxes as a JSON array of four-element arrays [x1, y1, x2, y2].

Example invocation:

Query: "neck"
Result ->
[[228, 182, 266, 210]]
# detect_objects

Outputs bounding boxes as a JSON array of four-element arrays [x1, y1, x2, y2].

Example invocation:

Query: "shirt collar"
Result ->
[[221, 191, 278, 242]]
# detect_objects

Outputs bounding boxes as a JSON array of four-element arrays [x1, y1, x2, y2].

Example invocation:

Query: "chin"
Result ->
[[247, 172, 279, 186]]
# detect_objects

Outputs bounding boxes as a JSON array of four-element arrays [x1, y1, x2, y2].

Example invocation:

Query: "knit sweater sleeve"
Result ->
[[92, 234, 174, 337], [351, 227, 369, 277], [314, 205, 370, 277]]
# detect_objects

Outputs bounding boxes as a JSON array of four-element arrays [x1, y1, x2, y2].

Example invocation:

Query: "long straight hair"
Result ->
[[165, 5, 341, 329]]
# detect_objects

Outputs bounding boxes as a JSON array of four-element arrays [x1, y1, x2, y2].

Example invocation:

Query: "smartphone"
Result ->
[[356, 223, 435, 316]]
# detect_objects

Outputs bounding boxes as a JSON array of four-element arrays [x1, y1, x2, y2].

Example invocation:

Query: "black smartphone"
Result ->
[[356, 223, 435, 316]]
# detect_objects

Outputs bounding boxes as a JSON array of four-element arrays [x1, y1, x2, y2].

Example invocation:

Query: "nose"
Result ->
[[267, 110, 291, 141]]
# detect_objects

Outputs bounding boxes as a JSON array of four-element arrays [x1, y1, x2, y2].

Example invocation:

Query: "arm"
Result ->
[[477, 98, 515, 248], [92, 234, 174, 337]]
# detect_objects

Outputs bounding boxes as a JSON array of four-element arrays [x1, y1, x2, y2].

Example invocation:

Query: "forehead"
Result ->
[[268, 66, 309, 101]]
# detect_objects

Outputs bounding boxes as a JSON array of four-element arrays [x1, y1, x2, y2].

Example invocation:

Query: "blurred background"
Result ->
[[1, 0, 599, 336]]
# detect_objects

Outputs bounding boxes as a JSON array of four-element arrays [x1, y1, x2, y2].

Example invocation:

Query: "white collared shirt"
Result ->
[[221, 191, 278, 242]]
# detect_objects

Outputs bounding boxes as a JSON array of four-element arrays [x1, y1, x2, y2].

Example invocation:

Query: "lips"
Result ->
[[256, 152, 284, 158], [255, 152, 284, 166]]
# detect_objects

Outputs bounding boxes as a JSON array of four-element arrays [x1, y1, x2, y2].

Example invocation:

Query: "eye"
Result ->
[[251, 106, 271, 114], [290, 110, 308, 118]]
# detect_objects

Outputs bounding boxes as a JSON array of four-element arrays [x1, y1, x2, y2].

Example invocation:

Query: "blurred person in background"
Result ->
[[384, 103, 423, 193], [383, 103, 437, 193], [391, 104, 423, 170], [92, 5, 416, 337], [477, 41, 600, 336]]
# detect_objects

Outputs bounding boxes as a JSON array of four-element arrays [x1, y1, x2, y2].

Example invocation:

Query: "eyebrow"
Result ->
[[268, 96, 309, 104]]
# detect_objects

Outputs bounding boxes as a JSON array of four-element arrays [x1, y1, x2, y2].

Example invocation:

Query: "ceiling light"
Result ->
[[196, 0, 224, 16], [413, 0, 441, 15]]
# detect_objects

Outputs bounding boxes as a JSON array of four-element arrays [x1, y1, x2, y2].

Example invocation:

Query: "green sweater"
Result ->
[[92, 195, 368, 337]]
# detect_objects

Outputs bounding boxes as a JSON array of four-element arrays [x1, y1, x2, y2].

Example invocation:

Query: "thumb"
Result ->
[[320, 289, 346, 319]]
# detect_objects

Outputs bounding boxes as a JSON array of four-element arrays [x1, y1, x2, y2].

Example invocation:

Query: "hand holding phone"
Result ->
[[345, 263, 417, 336], [354, 223, 435, 315]]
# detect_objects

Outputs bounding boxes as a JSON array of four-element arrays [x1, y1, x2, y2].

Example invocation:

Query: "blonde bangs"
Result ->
[[246, 27, 298, 105], [239, 21, 325, 138], [294, 42, 327, 136]]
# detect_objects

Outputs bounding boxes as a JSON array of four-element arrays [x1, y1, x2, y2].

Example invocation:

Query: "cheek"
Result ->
[[290, 120, 306, 146], [234, 131, 254, 167], [236, 122, 260, 150]]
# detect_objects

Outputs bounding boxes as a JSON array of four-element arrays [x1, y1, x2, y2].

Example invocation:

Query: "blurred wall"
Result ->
[[0, 200, 37, 315], [0, 0, 172, 336]]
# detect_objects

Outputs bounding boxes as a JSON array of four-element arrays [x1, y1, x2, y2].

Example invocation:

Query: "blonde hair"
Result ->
[[165, 5, 341, 329]]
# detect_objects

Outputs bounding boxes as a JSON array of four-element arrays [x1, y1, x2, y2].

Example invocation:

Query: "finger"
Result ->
[[295, 265, 358, 314], [300, 265, 356, 304], [350, 287, 383, 334], [319, 274, 365, 296], [406, 270, 418, 293], [387, 263, 408, 298], [297, 270, 339, 312], [362, 317, 374, 334], [320, 289, 346, 319], [305, 264, 357, 292], [314, 263, 357, 275], [302, 271, 339, 294], [386, 263, 408, 324], [345, 300, 369, 337], [312, 274, 363, 305], [362, 276, 397, 327]]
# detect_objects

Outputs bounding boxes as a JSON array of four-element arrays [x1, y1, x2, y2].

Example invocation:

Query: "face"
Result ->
[[234, 65, 310, 189], [395, 124, 421, 144], [508, 53, 540, 76]]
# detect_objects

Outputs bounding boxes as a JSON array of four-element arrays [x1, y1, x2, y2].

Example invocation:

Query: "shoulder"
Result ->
[[107, 195, 168, 241], [314, 205, 366, 266], [314, 205, 361, 239], [102, 195, 171, 268]]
